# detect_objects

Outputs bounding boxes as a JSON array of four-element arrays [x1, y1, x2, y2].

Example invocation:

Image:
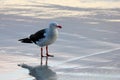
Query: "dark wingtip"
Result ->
[[18, 39, 22, 41], [18, 38, 33, 43]]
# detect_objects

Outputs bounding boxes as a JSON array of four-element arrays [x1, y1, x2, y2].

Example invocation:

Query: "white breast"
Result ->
[[45, 29, 58, 45], [36, 28, 58, 47]]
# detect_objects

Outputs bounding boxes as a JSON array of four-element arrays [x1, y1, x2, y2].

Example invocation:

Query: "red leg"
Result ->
[[41, 47, 44, 57], [46, 46, 48, 56], [46, 46, 54, 57]]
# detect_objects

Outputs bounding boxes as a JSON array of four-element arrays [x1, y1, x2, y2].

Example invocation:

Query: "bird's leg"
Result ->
[[40, 47, 43, 65], [41, 47, 44, 57], [46, 46, 54, 57]]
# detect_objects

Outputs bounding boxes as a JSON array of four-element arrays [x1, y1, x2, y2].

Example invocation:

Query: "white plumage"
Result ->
[[19, 22, 62, 57]]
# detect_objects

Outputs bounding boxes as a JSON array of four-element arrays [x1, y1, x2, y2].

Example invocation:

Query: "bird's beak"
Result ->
[[57, 25, 62, 29]]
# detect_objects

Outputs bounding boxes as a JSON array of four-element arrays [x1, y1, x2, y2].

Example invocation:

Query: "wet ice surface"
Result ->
[[0, 0, 120, 80]]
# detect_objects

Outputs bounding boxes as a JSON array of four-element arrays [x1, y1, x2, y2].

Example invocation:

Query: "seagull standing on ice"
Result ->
[[19, 22, 62, 57]]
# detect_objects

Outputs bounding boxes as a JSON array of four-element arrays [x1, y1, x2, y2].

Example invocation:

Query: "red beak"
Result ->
[[57, 25, 62, 29]]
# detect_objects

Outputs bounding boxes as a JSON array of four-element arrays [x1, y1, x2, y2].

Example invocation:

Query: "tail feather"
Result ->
[[18, 38, 33, 43]]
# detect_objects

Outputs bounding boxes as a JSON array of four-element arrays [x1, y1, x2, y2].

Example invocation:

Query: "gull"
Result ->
[[19, 22, 62, 58]]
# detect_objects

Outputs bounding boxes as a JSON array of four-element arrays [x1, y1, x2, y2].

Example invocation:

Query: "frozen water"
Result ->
[[0, 0, 120, 80]]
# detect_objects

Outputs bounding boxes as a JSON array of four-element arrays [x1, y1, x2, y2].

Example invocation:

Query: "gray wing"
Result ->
[[29, 29, 46, 43]]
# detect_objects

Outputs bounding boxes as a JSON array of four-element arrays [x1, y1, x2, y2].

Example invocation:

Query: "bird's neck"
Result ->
[[49, 27, 57, 32], [48, 27, 58, 37]]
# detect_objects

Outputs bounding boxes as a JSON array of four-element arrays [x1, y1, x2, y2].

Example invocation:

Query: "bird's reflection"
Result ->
[[40, 56, 48, 65], [18, 57, 57, 80]]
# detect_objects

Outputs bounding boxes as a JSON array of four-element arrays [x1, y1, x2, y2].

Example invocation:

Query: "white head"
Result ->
[[49, 22, 62, 29]]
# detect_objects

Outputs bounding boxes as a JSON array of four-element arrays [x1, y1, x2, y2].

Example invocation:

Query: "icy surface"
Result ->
[[0, 0, 120, 80]]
